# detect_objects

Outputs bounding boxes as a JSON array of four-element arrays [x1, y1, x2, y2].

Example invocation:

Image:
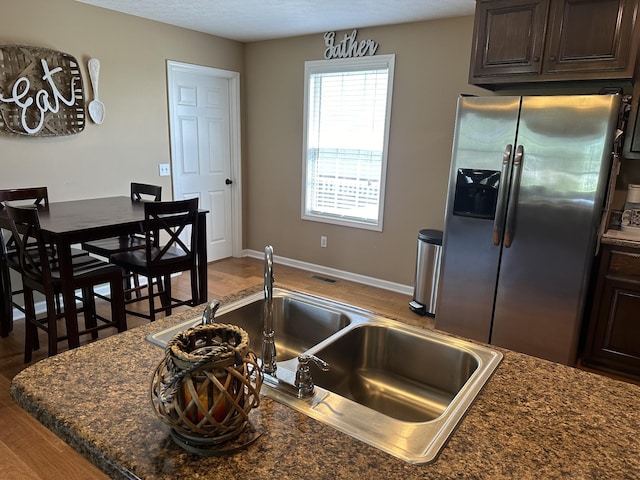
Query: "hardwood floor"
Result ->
[[0, 257, 415, 479]]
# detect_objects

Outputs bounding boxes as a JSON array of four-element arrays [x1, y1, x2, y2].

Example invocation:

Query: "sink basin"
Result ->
[[147, 288, 502, 464], [146, 288, 351, 360], [310, 324, 478, 422]]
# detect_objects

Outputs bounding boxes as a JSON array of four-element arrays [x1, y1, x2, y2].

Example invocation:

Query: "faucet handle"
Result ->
[[297, 354, 329, 371], [295, 354, 329, 398]]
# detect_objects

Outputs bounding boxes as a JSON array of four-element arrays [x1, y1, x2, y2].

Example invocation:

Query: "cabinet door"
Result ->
[[583, 247, 640, 378], [469, 0, 550, 79], [586, 277, 640, 376], [543, 0, 637, 75]]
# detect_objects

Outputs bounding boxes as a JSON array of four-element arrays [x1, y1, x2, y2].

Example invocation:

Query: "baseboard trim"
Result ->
[[242, 249, 413, 296]]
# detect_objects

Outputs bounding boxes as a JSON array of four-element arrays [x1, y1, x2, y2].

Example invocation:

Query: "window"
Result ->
[[302, 55, 395, 231]]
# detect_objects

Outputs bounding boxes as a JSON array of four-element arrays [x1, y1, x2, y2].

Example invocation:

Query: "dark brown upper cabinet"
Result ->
[[469, 0, 639, 89]]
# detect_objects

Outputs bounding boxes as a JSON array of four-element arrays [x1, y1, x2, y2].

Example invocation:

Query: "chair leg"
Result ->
[[54, 291, 62, 315], [82, 286, 99, 340], [23, 287, 37, 363], [133, 273, 142, 299], [23, 289, 41, 353], [44, 292, 59, 359], [123, 274, 132, 301], [148, 277, 156, 322], [110, 277, 127, 333], [162, 274, 172, 317], [190, 267, 199, 306]]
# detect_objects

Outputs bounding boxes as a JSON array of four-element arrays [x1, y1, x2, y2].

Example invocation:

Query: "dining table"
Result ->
[[0, 196, 209, 341]]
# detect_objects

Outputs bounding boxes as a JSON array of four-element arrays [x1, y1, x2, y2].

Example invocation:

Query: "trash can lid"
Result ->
[[418, 229, 443, 245]]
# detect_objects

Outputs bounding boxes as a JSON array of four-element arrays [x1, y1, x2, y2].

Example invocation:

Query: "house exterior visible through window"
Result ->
[[302, 54, 395, 231]]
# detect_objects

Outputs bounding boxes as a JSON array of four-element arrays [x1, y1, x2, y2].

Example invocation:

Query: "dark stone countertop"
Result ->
[[601, 229, 640, 249], [10, 286, 640, 480]]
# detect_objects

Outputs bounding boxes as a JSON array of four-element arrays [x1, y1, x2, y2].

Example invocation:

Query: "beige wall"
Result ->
[[245, 17, 485, 285], [2, 2, 484, 287], [0, 0, 244, 202]]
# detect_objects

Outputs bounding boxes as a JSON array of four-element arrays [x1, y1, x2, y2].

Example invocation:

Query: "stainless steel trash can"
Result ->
[[409, 229, 442, 316]]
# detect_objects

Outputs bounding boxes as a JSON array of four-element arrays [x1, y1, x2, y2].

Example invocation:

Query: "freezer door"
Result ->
[[437, 96, 521, 343], [490, 95, 621, 365]]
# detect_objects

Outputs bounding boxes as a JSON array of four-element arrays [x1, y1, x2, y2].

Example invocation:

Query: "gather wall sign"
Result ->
[[323, 29, 379, 59], [0, 44, 85, 137]]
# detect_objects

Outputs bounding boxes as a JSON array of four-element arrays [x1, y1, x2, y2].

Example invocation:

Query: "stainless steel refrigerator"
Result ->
[[436, 94, 621, 365]]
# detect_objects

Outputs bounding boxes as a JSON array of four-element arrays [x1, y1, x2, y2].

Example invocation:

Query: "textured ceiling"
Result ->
[[75, 0, 476, 42]]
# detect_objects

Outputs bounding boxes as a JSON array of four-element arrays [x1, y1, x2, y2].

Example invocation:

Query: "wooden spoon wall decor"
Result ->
[[88, 58, 105, 124]]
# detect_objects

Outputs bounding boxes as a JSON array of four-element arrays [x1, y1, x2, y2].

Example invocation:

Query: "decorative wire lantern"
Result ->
[[150, 323, 263, 455]]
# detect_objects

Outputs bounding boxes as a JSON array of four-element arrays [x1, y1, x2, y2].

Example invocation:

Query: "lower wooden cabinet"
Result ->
[[582, 244, 640, 378]]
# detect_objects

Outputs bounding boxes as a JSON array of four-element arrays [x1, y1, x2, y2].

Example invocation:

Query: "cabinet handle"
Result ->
[[532, 56, 540, 62], [549, 55, 557, 62]]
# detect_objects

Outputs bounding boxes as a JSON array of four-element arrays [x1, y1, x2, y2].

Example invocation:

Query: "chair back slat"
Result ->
[[4, 205, 51, 283], [131, 183, 162, 202], [0, 187, 49, 209], [143, 198, 198, 268], [0, 187, 49, 252]]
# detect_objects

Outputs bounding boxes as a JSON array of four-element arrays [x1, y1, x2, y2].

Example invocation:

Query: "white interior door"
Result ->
[[167, 61, 242, 261]]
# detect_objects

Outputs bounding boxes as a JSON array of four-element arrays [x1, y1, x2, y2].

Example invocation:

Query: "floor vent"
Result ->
[[311, 275, 337, 284]]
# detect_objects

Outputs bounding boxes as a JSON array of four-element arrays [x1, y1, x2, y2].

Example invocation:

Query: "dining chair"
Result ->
[[81, 182, 162, 298], [0, 188, 91, 331], [110, 198, 199, 322], [1, 187, 50, 335], [5, 204, 127, 362]]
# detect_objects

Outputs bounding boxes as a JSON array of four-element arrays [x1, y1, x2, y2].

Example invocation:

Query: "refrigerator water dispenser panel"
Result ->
[[453, 169, 500, 219]]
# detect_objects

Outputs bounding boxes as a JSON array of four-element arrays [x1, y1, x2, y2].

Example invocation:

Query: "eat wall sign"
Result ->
[[0, 45, 85, 137]]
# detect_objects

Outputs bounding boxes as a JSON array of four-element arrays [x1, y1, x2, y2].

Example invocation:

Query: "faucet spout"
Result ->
[[201, 300, 221, 326], [262, 245, 277, 374]]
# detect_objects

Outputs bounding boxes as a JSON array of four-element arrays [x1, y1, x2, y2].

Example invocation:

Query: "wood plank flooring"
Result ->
[[0, 257, 416, 479]]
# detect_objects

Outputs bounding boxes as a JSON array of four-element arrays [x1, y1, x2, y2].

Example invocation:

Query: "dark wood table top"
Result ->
[[36, 196, 146, 238], [3, 196, 207, 239]]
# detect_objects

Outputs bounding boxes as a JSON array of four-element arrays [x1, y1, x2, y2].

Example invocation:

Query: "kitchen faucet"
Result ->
[[261, 245, 277, 374], [259, 245, 330, 398], [201, 300, 221, 326]]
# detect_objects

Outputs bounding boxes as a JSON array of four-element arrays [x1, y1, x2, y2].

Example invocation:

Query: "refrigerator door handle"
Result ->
[[492, 144, 513, 246], [504, 145, 524, 248]]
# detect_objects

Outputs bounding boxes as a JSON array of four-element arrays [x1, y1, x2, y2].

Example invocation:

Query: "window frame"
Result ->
[[301, 54, 396, 232]]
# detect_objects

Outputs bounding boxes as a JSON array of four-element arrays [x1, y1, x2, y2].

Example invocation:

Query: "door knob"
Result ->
[[225, 178, 233, 185]]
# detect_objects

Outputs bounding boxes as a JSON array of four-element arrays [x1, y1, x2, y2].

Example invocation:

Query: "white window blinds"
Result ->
[[302, 55, 395, 231]]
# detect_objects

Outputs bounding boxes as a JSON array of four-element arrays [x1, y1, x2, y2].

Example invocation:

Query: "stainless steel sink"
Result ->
[[147, 288, 502, 464], [147, 288, 351, 360], [310, 324, 479, 422]]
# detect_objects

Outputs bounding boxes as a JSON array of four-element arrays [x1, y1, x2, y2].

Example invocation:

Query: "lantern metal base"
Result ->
[[169, 420, 264, 456]]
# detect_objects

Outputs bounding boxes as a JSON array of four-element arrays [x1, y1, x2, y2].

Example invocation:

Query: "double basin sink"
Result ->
[[147, 288, 502, 464]]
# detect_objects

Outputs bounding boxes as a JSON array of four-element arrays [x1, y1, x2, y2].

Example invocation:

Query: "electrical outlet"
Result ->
[[320, 235, 327, 248], [159, 163, 171, 176]]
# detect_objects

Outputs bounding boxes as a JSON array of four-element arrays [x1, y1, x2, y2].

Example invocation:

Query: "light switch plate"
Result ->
[[159, 164, 170, 176]]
